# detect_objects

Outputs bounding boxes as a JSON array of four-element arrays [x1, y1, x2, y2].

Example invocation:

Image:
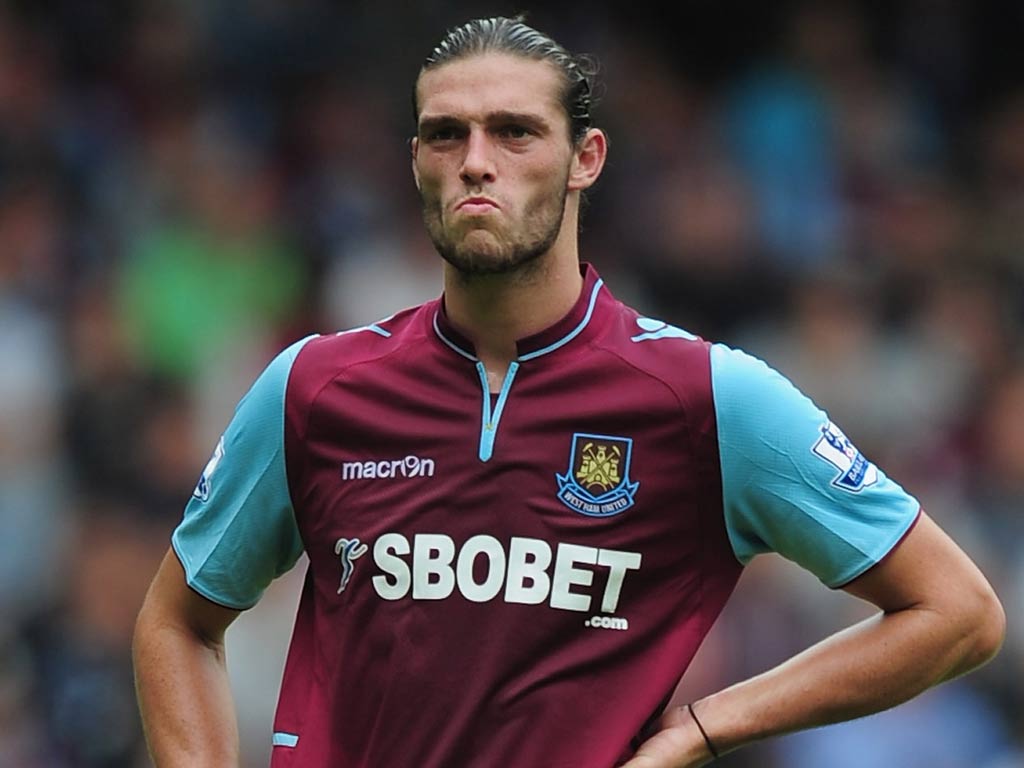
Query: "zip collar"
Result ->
[[431, 263, 606, 362]]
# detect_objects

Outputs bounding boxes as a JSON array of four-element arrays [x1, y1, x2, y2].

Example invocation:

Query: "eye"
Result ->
[[422, 125, 462, 142], [497, 124, 532, 140]]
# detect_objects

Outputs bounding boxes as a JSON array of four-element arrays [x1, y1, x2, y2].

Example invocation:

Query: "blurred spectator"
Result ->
[[29, 509, 165, 768], [321, 219, 440, 329], [772, 681, 1016, 768], [0, 178, 73, 649], [117, 112, 303, 384]]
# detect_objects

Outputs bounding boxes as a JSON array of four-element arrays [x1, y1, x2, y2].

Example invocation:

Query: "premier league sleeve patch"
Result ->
[[192, 436, 225, 502], [556, 433, 639, 516], [811, 421, 878, 493]]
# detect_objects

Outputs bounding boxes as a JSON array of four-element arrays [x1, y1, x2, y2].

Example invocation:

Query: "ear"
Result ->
[[410, 136, 421, 191], [567, 128, 607, 192]]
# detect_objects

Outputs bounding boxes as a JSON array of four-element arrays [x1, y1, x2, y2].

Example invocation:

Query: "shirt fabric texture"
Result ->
[[173, 263, 920, 767]]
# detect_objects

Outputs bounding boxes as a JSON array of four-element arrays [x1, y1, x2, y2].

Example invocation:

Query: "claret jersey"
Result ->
[[173, 264, 920, 767]]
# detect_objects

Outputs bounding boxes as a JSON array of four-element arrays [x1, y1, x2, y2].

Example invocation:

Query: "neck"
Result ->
[[442, 243, 582, 386]]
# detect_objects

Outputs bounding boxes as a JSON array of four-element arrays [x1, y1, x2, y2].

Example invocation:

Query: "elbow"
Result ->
[[951, 580, 1006, 675], [965, 584, 1006, 669]]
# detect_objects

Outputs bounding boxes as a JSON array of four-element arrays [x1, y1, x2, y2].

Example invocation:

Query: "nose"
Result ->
[[459, 128, 496, 185]]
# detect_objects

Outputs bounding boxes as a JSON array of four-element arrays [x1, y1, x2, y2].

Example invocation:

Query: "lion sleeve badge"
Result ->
[[556, 433, 639, 517], [812, 421, 878, 492]]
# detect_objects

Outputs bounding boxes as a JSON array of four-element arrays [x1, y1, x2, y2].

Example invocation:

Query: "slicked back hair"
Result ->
[[415, 16, 599, 145]]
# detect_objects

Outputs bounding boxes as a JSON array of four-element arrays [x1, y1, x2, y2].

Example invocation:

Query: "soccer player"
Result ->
[[133, 16, 1005, 767]]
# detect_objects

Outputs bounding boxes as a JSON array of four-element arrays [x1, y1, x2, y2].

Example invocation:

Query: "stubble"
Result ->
[[419, 172, 570, 278]]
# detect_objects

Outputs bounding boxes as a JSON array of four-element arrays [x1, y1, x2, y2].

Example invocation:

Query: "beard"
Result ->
[[419, 174, 569, 277]]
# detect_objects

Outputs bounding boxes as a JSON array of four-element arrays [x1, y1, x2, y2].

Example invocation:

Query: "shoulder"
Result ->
[[587, 288, 816, 422], [707, 342, 826, 439], [288, 302, 436, 398], [591, 294, 715, 406]]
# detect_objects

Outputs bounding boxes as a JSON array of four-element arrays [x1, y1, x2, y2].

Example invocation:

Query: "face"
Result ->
[[412, 53, 576, 276]]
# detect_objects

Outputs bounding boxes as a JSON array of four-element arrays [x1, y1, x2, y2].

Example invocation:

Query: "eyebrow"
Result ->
[[418, 111, 553, 134]]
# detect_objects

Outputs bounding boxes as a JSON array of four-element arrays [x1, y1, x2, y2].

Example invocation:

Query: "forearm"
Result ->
[[625, 511, 1003, 768], [625, 581, 1002, 768], [133, 608, 240, 766], [696, 602, 994, 754]]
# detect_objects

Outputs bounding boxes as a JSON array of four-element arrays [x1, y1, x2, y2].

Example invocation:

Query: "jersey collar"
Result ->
[[432, 263, 607, 362]]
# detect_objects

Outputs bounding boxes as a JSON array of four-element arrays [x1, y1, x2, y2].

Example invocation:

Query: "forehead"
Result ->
[[416, 52, 566, 124]]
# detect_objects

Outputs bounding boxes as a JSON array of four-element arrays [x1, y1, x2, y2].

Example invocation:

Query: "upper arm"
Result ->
[[134, 549, 243, 764], [843, 511, 999, 615], [139, 548, 242, 645], [711, 343, 920, 587], [842, 511, 1006, 669], [173, 336, 315, 609]]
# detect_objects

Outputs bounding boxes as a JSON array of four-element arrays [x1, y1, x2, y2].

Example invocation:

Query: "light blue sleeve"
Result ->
[[172, 335, 316, 609], [711, 343, 920, 587]]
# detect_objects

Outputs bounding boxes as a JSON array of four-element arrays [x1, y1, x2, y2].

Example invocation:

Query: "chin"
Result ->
[[446, 251, 525, 277], [431, 219, 559, 277], [442, 233, 521, 275]]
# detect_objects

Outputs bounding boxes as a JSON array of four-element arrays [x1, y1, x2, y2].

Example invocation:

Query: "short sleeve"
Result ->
[[711, 343, 920, 588], [172, 335, 316, 609]]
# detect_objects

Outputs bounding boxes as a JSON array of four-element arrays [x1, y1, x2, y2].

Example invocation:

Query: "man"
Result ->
[[133, 16, 1005, 768]]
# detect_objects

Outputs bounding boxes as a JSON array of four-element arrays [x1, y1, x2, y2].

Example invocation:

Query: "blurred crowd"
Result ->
[[0, 1, 1021, 766]]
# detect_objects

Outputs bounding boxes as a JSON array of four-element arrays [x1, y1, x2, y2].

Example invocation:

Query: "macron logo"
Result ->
[[341, 455, 436, 481]]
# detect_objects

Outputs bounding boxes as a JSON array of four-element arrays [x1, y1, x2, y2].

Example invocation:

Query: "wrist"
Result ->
[[634, 703, 718, 767], [687, 702, 719, 760]]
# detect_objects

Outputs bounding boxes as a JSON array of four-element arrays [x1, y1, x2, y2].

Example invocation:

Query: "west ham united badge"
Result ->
[[556, 433, 639, 517]]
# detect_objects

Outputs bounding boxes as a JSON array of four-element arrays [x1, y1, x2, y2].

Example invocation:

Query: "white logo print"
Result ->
[[371, 533, 641, 629], [585, 615, 629, 631], [630, 317, 697, 343], [812, 421, 878, 492], [193, 436, 225, 501], [340, 455, 436, 481], [335, 537, 368, 593]]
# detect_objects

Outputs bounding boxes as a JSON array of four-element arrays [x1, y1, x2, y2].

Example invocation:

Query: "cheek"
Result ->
[[415, 170, 445, 211], [522, 161, 570, 203], [414, 156, 445, 192]]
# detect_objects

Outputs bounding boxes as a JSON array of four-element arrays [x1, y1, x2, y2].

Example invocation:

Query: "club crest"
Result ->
[[556, 433, 639, 517]]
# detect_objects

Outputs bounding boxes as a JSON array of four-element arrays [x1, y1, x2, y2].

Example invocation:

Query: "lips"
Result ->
[[456, 196, 499, 213]]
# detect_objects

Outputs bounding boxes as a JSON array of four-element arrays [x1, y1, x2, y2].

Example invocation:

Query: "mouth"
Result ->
[[455, 196, 500, 214]]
